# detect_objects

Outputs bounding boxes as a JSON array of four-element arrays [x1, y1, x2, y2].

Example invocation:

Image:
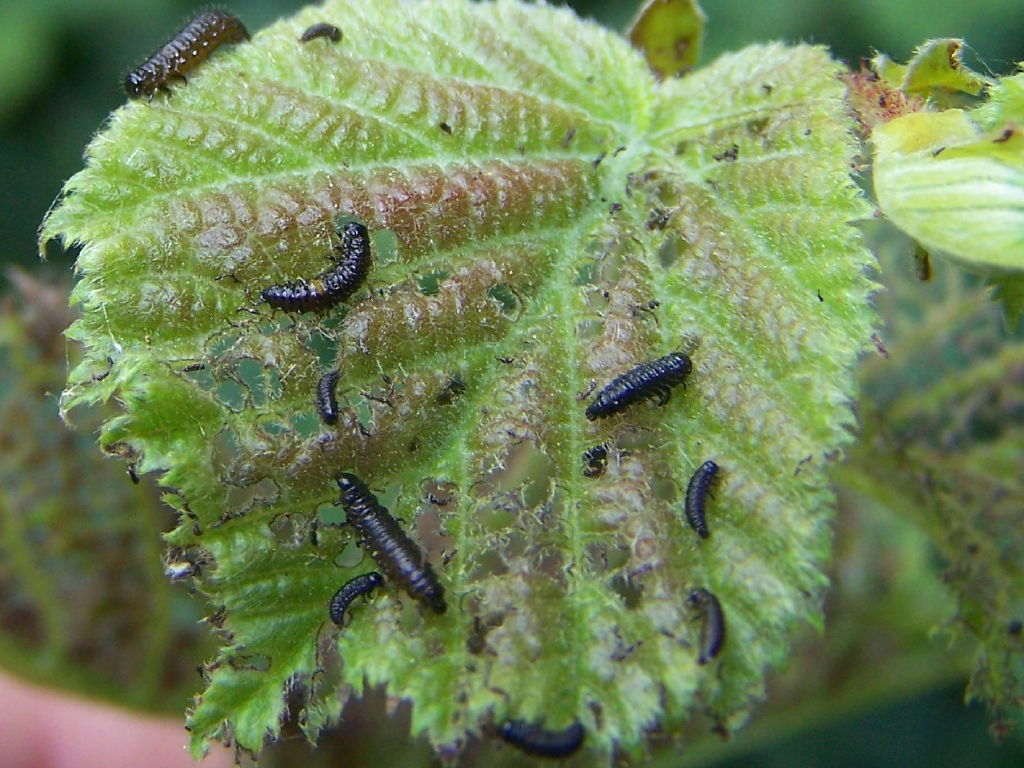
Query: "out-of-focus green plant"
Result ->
[[0, 267, 214, 713]]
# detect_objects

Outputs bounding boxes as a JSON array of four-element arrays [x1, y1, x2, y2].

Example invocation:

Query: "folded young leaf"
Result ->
[[871, 42, 1024, 281], [874, 39, 991, 102], [39, 0, 874, 760], [874, 108, 1024, 273]]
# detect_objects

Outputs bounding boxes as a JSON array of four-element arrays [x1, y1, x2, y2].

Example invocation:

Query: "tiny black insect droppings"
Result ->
[[646, 207, 671, 230], [328, 571, 384, 627], [582, 444, 609, 477], [261, 221, 372, 313], [585, 352, 692, 420], [687, 588, 725, 665], [439, 121, 453, 134], [337, 473, 446, 614], [435, 374, 466, 406], [316, 369, 341, 425], [299, 22, 342, 43], [466, 615, 488, 655], [499, 719, 585, 759], [684, 460, 719, 539], [713, 143, 739, 162], [125, 11, 249, 99]]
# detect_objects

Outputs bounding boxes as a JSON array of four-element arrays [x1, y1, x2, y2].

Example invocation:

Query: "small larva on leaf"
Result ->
[[299, 22, 342, 43], [585, 352, 692, 420], [328, 571, 385, 627], [582, 443, 608, 477], [316, 369, 341, 425], [498, 719, 585, 759], [687, 588, 726, 665], [336, 473, 446, 614], [124, 10, 249, 100], [684, 460, 719, 538], [261, 221, 373, 313]]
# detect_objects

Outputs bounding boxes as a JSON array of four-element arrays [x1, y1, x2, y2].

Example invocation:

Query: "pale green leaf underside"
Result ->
[[40, 0, 873, 759]]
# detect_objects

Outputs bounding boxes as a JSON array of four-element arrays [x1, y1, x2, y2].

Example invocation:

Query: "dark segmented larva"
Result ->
[[316, 369, 341, 425], [336, 473, 446, 614], [686, 588, 725, 665], [261, 221, 372, 313], [125, 11, 249, 99], [582, 443, 608, 477], [684, 460, 719, 539], [299, 22, 342, 43], [328, 571, 384, 627], [499, 719, 585, 759], [585, 352, 692, 420]]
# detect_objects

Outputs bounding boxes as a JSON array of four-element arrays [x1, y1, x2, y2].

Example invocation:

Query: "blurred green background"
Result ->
[[3, 0, 1023, 766]]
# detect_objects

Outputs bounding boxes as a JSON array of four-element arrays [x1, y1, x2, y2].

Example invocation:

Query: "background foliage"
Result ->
[[2, 0, 1024, 766]]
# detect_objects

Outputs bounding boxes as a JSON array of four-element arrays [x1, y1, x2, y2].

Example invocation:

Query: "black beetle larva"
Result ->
[[582, 444, 608, 477], [316, 369, 341, 425], [585, 353, 692, 420], [336, 473, 446, 614], [261, 221, 373, 313], [328, 571, 384, 627], [684, 460, 719, 539], [125, 11, 249, 99], [299, 22, 342, 43], [686, 588, 725, 665], [498, 719, 585, 759]]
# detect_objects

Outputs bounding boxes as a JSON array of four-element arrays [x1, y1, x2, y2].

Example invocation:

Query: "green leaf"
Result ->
[[40, 0, 874, 759], [627, 0, 705, 77], [870, 50, 1024, 293], [873, 108, 1024, 272], [899, 39, 990, 99], [976, 70, 1024, 128], [870, 39, 991, 114], [988, 273, 1024, 327]]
